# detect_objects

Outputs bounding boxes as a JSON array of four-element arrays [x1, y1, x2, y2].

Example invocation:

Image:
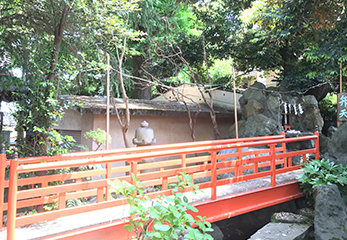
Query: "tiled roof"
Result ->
[[60, 95, 238, 118]]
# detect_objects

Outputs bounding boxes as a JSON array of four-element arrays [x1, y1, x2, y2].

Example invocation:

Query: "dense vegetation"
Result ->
[[1, 0, 346, 155]]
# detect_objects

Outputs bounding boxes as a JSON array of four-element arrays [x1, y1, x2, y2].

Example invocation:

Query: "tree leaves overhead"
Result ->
[[195, 0, 347, 92]]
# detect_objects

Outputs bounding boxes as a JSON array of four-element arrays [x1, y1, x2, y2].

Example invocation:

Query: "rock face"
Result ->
[[326, 121, 347, 166], [314, 184, 347, 240], [230, 82, 324, 138]]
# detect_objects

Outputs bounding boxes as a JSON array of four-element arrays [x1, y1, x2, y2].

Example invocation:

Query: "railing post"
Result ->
[[210, 151, 217, 200], [269, 144, 276, 187], [314, 126, 320, 160], [7, 148, 18, 240], [0, 144, 6, 229]]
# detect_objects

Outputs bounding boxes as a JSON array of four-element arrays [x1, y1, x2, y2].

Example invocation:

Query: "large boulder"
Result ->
[[327, 126, 338, 138], [300, 95, 324, 132], [239, 82, 267, 120], [245, 99, 265, 119], [288, 95, 324, 133], [319, 133, 329, 154], [243, 114, 281, 137], [327, 121, 347, 166], [314, 184, 347, 240], [229, 120, 246, 139]]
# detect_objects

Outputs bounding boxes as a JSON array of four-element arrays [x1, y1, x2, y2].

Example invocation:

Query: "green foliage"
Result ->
[[43, 197, 88, 211], [109, 172, 213, 240], [319, 93, 337, 121], [13, 82, 78, 157], [298, 159, 347, 206], [84, 128, 111, 151], [193, 0, 347, 92]]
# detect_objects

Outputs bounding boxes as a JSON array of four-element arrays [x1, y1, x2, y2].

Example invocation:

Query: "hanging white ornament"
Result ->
[[298, 104, 304, 115], [294, 104, 298, 115], [284, 102, 287, 114], [288, 104, 291, 114]]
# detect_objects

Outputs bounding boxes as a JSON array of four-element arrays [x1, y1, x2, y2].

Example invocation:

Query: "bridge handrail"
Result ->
[[3, 134, 286, 166], [2, 132, 319, 240], [15, 134, 317, 173]]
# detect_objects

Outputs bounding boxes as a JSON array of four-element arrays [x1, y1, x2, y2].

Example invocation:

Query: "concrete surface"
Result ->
[[248, 223, 310, 240]]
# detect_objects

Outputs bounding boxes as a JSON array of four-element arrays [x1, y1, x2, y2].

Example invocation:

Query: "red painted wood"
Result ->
[[0, 154, 5, 229], [7, 158, 19, 240]]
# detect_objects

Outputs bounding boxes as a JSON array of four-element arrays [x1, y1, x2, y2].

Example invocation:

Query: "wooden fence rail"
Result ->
[[1, 132, 319, 240]]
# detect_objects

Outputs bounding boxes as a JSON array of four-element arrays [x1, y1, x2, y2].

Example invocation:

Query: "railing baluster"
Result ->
[[314, 128, 320, 159], [159, 166, 168, 190], [254, 154, 258, 174], [181, 154, 186, 168], [281, 131, 287, 167], [269, 144, 276, 187], [105, 163, 112, 201], [130, 160, 139, 185], [7, 149, 19, 240], [97, 187, 104, 203], [235, 147, 242, 178], [0, 144, 6, 229], [162, 177, 168, 191], [58, 192, 66, 209]]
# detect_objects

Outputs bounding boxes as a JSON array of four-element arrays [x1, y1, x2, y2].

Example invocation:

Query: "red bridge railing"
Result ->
[[1, 132, 319, 240]]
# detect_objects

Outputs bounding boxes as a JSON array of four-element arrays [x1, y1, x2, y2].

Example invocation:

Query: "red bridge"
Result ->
[[0, 132, 319, 240]]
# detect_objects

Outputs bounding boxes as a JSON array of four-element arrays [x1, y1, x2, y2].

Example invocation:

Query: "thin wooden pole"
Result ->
[[106, 53, 110, 151], [340, 61, 342, 93], [338, 61, 343, 127], [105, 53, 112, 200], [233, 67, 239, 139]]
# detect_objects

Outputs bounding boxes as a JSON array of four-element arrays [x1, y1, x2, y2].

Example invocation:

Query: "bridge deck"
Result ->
[[0, 170, 303, 240]]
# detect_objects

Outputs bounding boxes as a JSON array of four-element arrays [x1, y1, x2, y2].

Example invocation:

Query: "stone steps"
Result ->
[[248, 223, 312, 240]]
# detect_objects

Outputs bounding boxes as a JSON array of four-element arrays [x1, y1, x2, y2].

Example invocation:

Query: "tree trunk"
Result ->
[[47, 4, 71, 83], [133, 55, 152, 99]]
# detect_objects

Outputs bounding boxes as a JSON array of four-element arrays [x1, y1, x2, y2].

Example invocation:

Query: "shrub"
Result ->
[[109, 172, 213, 240], [298, 158, 347, 206]]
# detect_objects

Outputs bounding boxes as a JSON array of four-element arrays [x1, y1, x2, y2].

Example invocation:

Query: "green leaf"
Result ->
[[123, 224, 134, 232], [154, 222, 170, 231], [149, 208, 161, 219]]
